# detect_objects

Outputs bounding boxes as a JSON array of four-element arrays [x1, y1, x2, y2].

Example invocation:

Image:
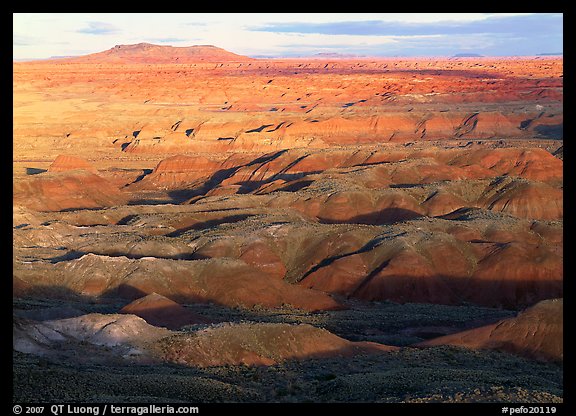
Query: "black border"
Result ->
[[9, 9, 571, 415]]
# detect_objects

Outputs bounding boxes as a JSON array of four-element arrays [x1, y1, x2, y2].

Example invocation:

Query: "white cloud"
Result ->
[[12, 13, 561, 59]]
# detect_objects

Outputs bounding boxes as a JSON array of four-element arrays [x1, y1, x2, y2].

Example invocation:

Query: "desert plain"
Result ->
[[13, 44, 563, 403]]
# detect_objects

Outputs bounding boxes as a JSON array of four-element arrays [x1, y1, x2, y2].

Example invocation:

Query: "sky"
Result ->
[[13, 13, 563, 60]]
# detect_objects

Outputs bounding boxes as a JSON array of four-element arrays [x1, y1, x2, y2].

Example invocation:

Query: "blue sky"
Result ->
[[13, 13, 563, 59]]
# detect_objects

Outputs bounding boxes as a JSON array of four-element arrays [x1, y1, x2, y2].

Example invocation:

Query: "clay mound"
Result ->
[[422, 190, 469, 217], [449, 147, 563, 183], [300, 233, 466, 304], [347, 243, 462, 305], [18, 254, 342, 312], [14, 314, 397, 367], [153, 155, 221, 173], [48, 155, 96, 173], [317, 191, 377, 224], [371, 191, 425, 223], [218, 149, 311, 188], [123, 258, 344, 312], [299, 228, 562, 308], [13, 275, 32, 297], [468, 241, 562, 308], [130, 154, 223, 190], [238, 240, 288, 279], [281, 149, 370, 173], [120, 293, 212, 330], [65, 43, 253, 64], [281, 189, 424, 225], [530, 221, 563, 244], [191, 221, 379, 285], [390, 159, 473, 184], [13, 313, 171, 356], [503, 149, 563, 182], [416, 298, 563, 361], [13, 171, 129, 212], [480, 178, 563, 220], [98, 168, 151, 188], [157, 322, 398, 367], [472, 112, 524, 139]]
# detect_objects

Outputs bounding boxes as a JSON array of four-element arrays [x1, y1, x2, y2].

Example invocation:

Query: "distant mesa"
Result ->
[[311, 52, 366, 59], [452, 53, 484, 58], [283, 52, 368, 60], [537, 52, 563, 56], [249, 55, 278, 59], [58, 43, 254, 64]]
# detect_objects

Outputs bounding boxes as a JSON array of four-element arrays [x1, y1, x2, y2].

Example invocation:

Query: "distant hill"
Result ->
[[452, 53, 484, 58], [278, 52, 371, 60], [537, 52, 563, 56], [311, 52, 366, 59], [13, 56, 77, 63], [56, 43, 254, 63]]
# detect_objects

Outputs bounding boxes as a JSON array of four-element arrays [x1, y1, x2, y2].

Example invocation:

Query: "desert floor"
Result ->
[[13, 51, 563, 402]]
